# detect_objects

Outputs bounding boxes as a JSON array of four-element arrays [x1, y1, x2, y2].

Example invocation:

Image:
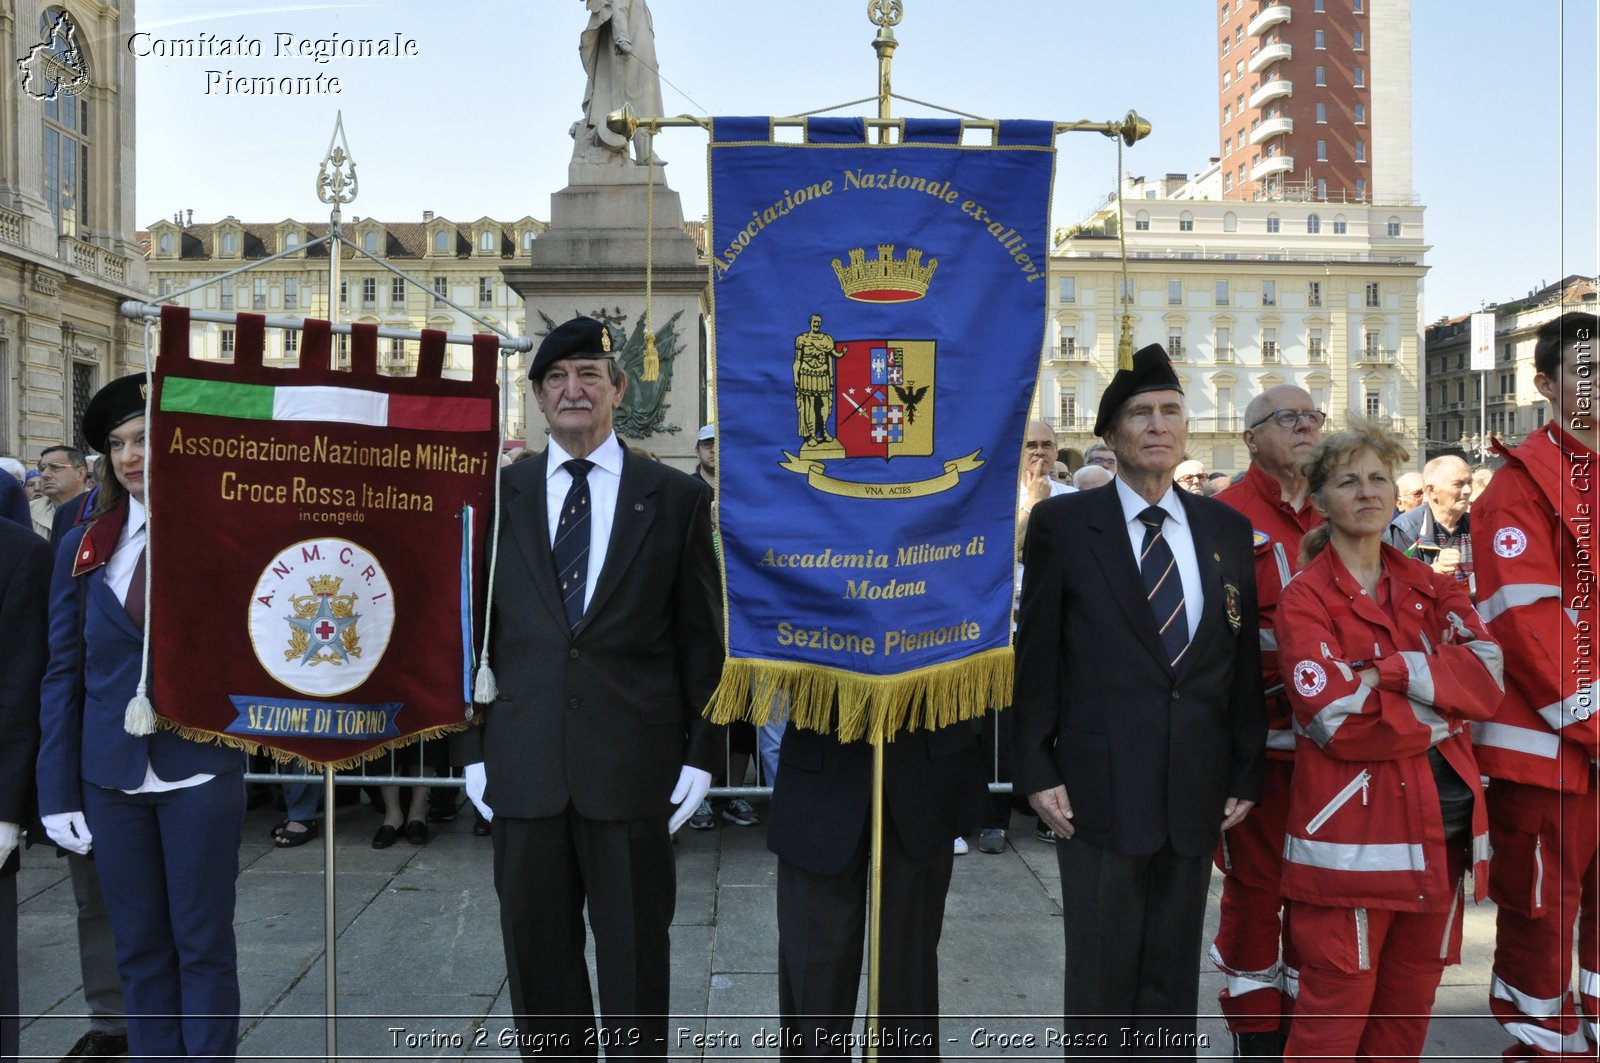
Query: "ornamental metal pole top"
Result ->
[[316, 110, 359, 213]]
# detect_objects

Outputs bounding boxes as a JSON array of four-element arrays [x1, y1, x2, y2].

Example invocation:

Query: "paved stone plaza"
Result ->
[[16, 794, 1504, 1060]]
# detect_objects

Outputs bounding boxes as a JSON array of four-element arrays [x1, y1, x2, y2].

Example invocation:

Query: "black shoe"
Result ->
[[405, 819, 429, 845], [1232, 1029, 1286, 1060], [1035, 822, 1057, 843], [426, 790, 459, 823], [61, 1029, 128, 1061], [977, 827, 1007, 854], [372, 824, 399, 849]]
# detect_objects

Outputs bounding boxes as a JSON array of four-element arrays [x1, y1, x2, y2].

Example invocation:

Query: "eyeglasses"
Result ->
[[1086, 455, 1117, 468], [35, 460, 77, 473], [1176, 474, 1207, 484], [1248, 409, 1327, 431]]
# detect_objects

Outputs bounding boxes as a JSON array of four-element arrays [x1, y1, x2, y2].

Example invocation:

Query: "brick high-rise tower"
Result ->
[[1217, 0, 1411, 203]]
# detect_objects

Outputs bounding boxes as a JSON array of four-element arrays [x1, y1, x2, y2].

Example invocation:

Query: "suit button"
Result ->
[[569, 648, 580, 659], [569, 697, 580, 710], [1171, 690, 1180, 700]]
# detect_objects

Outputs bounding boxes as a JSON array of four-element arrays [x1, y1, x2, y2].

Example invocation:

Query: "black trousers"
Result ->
[[776, 818, 953, 1060], [1055, 838, 1213, 1060], [493, 805, 675, 1061]]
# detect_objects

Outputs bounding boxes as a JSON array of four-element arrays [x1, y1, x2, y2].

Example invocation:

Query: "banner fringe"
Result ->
[[155, 715, 474, 772], [705, 649, 1012, 743]]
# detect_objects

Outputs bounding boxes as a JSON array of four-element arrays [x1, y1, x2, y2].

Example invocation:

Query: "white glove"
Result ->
[[667, 765, 713, 834], [0, 822, 18, 866], [42, 811, 93, 855], [464, 762, 492, 822]]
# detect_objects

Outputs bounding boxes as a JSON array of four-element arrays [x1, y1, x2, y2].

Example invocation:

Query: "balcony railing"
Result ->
[[1214, 347, 1236, 364], [1249, 116, 1294, 146], [1358, 347, 1398, 366], [1248, 4, 1292, 36], [1252, 156, 1295, 180], [1248, 41, 1292, 74], [1049, 342, 1092, 364], [1189, 416, 1245, 434], [1249, 78, 1293, 109], [0, 207, 22, 246]]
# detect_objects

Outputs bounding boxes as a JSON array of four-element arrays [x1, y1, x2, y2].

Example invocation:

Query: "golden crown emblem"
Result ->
[[831, 244, 939, 303], [308, 574, 343, 597]]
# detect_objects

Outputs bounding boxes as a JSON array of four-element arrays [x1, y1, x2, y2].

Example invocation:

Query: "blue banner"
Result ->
[[705, 119, 1054, 741]]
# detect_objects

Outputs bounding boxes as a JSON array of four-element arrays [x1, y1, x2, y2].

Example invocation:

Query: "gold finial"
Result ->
[[605, 102, 640, 141], [867, 0, 903, 27]]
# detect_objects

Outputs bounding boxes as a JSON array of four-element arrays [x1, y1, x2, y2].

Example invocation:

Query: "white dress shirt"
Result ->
[[104, 496, 212, 793], [1114, 476, 1204, 642], [545, 432, 624, 613]]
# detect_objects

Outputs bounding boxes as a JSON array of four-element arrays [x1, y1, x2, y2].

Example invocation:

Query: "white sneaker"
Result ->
[[953, 836, 969, 855]]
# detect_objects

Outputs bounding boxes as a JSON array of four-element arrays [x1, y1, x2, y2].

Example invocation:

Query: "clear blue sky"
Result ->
[[132, 0, 1595, 320]]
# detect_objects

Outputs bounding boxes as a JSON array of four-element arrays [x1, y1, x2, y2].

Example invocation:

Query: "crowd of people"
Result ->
[[0, 310, 1593, 1063]]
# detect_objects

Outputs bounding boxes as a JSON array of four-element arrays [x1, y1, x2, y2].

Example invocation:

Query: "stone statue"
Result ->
[[575, 0, 666, 166]]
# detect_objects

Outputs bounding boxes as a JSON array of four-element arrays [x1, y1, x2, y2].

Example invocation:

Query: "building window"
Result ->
[[1223, 104, 1232, 123], [284, 278, 298, 309], [1221, 3, 1228, 24], [1262, 280, 1276, 306], [1316, 103, 1327, 124], [157, 279, 172, 298], [221, 232, 236, 254], [1313, 0, 1325, 10], [433, 276, 448, 305], [1317, 140, 1328, 162], [1355, 141, 1366, 163], [1168, 332, 1185, 359], [158, 233, 172, 253], [1223, 70, 1231, 90], [220, 279, 234, 310], [1223, 212, 1238, 232], [336, 333, 349, 365], [1365, 390, 1381, 419], [1457, 380, 1466, 403], [480, 230, 495, 252], [1216, 327, 1232, 362], [364, 231, 378, 254], [1353, 0, 1364, 10], [1307, 214, 1321, 234], [1168, 279, 1182, 305], [1222, 172, 1232, 191], [1353, 66, 1365, 87], [359, 277, 375, 308], [1364, 330, 1382, 358], [1315, 66, 1326, 87], [339, 278, 347, 306], [433, 230, 449, 253], [1217, 385, 1234, 418], [1059, 326, 1077, 357], [1354, 103, 1366, 124], [1058, 392, 1079, 427], [1355, 178, 1367, 199], [1365, 281, 1381, 307], [478, 277, 494, 306], [1179, 212, 1194, 232], [1222, 36, 1230, 57], [286, 231, 299, 250], [1333, 216, 1348, 234], [1215, 280, 1230, 306], [522, 230, 536, 250], [220, 329, 235, 356], [1308, 281, 1322, 307], [1059, 276, 1076, 303], [1386, 218, 1400, 237], [1135, 210, 1150, 231], [1263, 327, 1279, 362], [391, 277, 406, 305], [284, 330, 298, 355], [253, 277, 267, 310], [1316, 178, 1327, 199], [1309, 328, 1325, 361], [1314, 29, 1326, 49], [1353, 29, 1364, 50]]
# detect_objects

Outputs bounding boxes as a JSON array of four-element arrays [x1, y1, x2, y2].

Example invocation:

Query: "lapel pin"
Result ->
[[634, 503, 644, 512], [1213, 552, 1221, 562]]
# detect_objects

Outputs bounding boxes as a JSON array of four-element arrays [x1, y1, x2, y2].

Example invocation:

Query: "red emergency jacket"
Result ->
[[1218, 462, 1322, 760], [1471, 425, 1599, 793], [1276, 544, 1502, 911]]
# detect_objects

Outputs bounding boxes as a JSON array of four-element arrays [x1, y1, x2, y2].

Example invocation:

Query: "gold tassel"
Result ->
[[124, 694, 157, 736], [642, 331, 660, 382], [704, 649, 1013, 743]]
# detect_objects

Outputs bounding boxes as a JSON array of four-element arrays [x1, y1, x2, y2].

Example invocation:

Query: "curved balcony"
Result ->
[[1248, 4, 1292, 37], [1249, 116, 1294, 146], [1248, 41, 1292, 74], [1252, 156, 1295, 180], [1249, 78, 1293, 109]]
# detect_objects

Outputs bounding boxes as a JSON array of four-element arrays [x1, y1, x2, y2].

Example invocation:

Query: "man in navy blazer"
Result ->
[[1013, 344, 1265, 1055], [458, 317, 725, 1060]]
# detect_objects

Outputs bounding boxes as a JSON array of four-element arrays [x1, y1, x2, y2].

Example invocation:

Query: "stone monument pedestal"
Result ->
[[502, 158, 707, 469]]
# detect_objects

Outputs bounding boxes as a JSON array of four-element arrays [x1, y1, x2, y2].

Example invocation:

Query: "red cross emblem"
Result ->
[[1493, 526, 1528, 558]]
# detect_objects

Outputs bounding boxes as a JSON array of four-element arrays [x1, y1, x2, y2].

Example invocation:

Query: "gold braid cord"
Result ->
[[642, 128, 661, 382]]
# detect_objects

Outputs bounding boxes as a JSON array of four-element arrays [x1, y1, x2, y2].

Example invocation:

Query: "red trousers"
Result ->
[[1487, 778, 1600, 1061], [1284, 843, 1467, 1063], [1212, 759, 1298, 1033]]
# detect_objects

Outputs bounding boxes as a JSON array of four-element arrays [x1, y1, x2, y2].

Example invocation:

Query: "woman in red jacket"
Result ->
[[1275, 424, 1503, 1062]]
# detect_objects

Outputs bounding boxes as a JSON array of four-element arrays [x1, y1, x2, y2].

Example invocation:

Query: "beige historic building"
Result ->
[[1423, 275, 1598, 461], [0, 2, 150, 457], [143, 212, 547, 438], [1042, 166, 1428, 472]]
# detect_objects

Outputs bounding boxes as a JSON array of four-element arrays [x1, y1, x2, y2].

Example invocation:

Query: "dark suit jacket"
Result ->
[[767, 720, 984, 876], [0, 520, 49, 873], [1011, 483, 1265, 858], [458, 443, 725, 821]]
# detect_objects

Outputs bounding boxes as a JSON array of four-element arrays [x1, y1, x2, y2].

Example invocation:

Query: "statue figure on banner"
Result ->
[[794, 314, 845, 449], [575, 0, 666, 166]]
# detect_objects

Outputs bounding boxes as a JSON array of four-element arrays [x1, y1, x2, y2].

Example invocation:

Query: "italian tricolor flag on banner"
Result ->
[[145, 306, 499, 767]]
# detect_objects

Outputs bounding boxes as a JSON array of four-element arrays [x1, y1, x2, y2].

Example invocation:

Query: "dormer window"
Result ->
[[221, 232, 236, 254]]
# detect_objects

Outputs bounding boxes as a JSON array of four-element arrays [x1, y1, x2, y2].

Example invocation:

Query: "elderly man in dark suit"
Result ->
[[0, 478, 50, 1061], [459, 316, 724, 1060], [1013, 344, 1265, 1056]]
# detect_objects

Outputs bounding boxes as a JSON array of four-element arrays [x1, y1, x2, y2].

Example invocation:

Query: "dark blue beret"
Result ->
[[1092, 343, 1183, 437], [528, 316, 616, 381]]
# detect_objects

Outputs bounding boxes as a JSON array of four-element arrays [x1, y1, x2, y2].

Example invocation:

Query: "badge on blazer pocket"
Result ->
[[1224, 582, 1243, 633]]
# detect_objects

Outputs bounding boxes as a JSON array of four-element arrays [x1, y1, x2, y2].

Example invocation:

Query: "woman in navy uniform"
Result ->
[[36, 375, 246, 1060]]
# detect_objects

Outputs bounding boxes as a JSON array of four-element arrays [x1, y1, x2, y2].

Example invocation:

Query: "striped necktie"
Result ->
[[552, 459, 595, 630], [1137, 505, 1190, 668]]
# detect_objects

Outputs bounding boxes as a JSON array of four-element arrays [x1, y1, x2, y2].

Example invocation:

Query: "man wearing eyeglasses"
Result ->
[[1083, 441, 1118, 476], [1208, 385, 1325, 1059]]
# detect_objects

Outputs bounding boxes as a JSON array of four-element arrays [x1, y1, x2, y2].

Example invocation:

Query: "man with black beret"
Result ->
[[1012, 343, 1265, 1054], [457, 316, 725, 1058]]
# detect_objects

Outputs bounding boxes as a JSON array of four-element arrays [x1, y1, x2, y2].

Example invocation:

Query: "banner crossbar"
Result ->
[[118, 300, 533, 353]]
